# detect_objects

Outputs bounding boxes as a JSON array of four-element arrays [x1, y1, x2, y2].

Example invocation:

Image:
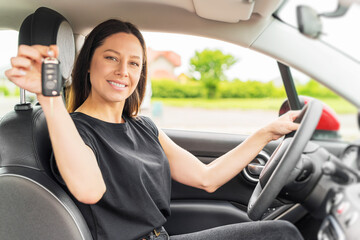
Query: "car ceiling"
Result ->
[[0, 0, 282, 47]]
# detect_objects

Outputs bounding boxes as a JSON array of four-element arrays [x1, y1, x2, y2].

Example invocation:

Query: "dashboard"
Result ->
[[318, 144, 360, 240], [341, 145, 360, 170]]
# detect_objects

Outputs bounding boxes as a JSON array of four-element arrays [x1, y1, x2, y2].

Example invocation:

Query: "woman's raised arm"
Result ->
[[5, 45, 106, 204]]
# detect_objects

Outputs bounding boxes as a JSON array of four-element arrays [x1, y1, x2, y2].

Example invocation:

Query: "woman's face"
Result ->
[[88, 32, 143, 105]]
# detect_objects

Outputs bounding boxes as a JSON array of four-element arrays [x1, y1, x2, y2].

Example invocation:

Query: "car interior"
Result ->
[[1, 1, 360, 240], [0, 7, 91, 240]]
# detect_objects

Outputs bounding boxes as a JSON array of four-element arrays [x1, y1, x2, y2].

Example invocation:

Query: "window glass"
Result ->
[[0, 30, 19, 117], [140, 32, 358, 142], [141, 32, 285, 135], [290, 68, 358, 142], [276, 0, 360, 62], [1, 30, 357, 142]]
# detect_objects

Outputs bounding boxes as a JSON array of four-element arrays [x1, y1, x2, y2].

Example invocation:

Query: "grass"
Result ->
[[151, 97, 357, 114]]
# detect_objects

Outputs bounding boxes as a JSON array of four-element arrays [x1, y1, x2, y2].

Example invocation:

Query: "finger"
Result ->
[[6, 75, 25, 86], [287, 110, 301, 121], [33, 44, 59, 59], [18, 45, 43, 63], [5, 68, 26, 78], [5, 68, 27, 88], [288, 122, 300, 131], [10, 57, 33, 70], [49, 45, 59, 58], [290, 110, 301, 116]]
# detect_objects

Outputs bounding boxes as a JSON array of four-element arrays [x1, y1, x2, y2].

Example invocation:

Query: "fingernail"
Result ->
[[18, 70, 26, 76], [48, 49, 54, 57]]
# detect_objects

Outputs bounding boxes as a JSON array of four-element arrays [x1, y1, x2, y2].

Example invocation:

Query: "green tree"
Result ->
[[189, 49, 237, 98]]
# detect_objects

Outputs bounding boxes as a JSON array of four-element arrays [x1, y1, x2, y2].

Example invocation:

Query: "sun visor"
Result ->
[[193, 0, 255, 22], [193, 0, 284, 23]]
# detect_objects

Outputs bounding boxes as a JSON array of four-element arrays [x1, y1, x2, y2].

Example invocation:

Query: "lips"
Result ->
[[107, 80, 127, 89]]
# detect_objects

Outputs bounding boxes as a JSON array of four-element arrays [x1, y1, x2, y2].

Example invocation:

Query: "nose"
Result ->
[[114, 62, 129, 78]]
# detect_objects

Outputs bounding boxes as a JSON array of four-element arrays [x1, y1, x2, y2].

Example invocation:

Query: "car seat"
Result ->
[[0, 7, 92, 240]]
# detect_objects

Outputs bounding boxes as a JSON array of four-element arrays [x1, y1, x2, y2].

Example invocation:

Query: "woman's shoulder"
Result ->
[[131, 115, 158, 137], [68, 112, 94, 134], [70, 112, 93, 125]]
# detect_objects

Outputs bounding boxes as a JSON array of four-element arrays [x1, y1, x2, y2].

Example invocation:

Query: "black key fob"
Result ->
[[41, 57, 61, 96]]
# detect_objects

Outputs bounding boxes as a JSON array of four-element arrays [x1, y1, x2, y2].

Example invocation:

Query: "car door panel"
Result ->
[[163, 129, 351, 235], [163, 129, 275, 235]]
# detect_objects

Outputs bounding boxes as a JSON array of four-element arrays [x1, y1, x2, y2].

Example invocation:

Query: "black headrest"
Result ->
[[18, 14, 32, 46], [0, 7, 75, 173], [0, 106, 53, 174], [18, 7, 75, 84]]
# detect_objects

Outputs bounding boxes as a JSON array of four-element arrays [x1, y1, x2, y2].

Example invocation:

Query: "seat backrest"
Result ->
[[0, 7, 92, 240]]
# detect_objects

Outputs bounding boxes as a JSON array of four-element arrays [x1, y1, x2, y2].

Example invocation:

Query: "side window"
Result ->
[[0, 30, 19, 117], [141, 32, 358, 142], [2, 30, 356, 142], [291, 71, 358, 142], [141, 32, 286, 136]]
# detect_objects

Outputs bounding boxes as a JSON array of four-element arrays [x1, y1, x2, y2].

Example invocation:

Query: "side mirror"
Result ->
[[279, 96, 341, 140]]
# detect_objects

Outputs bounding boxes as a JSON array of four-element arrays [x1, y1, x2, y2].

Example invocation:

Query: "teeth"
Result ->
[[109, 81, 126, 88]]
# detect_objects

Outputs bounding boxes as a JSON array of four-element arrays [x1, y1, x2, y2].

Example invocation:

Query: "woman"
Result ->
[[6, 19, 303, 240]]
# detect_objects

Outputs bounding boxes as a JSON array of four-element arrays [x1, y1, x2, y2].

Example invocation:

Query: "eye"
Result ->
[[130, 61, 140, 67], [105, 56, 118, 62]]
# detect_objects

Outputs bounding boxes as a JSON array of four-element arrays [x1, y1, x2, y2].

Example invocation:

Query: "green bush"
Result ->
[[14, 87, 20, 96], [0, 85, 10, 96], [297, 80, 338, 98], [151, 78, 338, 99], [151, 79, 205, 98], [219, 80, 286, 98]]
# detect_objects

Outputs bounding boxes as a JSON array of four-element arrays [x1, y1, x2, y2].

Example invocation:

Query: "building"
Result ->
[[147, 48, 181, 80]]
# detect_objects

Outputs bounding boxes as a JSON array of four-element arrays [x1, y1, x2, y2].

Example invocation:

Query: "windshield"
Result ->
[[276, 0, 360, 62]]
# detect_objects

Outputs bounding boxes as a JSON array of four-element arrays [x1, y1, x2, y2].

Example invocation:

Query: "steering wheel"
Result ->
[[247, 99, 323, 220]]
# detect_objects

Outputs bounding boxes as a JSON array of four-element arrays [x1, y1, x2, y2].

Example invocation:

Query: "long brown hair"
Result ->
[[66, 19, 147, 117]]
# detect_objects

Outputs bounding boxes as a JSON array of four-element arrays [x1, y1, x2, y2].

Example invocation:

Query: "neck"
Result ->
[[76, 93, 126, 124]]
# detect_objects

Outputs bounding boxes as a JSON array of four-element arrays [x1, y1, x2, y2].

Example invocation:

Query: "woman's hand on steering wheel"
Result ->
[[262, 110, 301, 142], [247, 100, 323, 221]]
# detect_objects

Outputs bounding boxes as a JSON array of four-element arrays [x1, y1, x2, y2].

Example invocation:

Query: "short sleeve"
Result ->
[[50, 123, 98, 186], [140, 116, 159, 137], [74, 124, 98, 157]]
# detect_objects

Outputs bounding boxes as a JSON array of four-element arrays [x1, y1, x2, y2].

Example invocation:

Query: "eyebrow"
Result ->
[[104, 49, 141, 60]]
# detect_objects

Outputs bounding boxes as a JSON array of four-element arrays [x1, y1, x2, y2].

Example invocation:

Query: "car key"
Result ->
[[41, 57, 61, 96]]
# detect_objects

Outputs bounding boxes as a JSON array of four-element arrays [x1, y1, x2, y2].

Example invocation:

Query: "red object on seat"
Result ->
[[279, 96, 340, 131]]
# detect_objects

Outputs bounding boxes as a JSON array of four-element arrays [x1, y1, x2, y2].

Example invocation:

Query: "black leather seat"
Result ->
[[0, 7, 92, 240]]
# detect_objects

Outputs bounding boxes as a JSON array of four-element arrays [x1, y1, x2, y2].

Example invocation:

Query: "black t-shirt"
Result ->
[[52, 112, 171, 240]]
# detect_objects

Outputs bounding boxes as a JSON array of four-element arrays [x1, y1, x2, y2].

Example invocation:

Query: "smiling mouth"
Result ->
[[108, 81, 126, 88]]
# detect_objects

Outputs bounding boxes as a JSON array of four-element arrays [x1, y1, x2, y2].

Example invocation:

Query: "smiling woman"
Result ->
[[66, 19, 148, 119], [74, 32, 144, 122], [3, 14, 304, 240], [2, 1, 360, 240]]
